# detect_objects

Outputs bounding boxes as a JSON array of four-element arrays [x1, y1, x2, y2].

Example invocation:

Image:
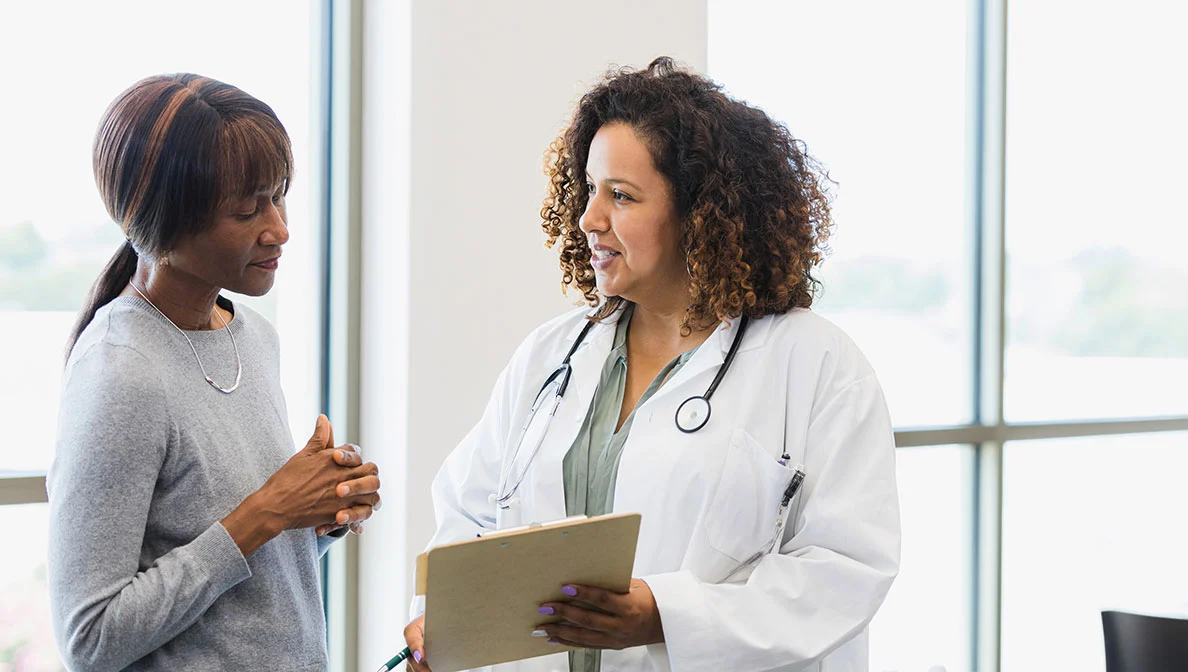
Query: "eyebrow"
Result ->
[[590, 176, 644, 192]]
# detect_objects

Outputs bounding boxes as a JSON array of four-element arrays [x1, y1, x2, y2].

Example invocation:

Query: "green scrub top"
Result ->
[[561, 303, 702, 672]]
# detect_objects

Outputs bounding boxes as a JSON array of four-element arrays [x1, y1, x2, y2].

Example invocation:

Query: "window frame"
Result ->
[[8, 2, 1188, 671]]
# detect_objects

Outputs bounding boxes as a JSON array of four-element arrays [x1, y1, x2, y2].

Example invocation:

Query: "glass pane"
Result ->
[[709, 0, 975, 428], [1002, 433, 1188, 671], [0, 503, 60, 671], [1004, 1, 1188, 421], [0, 0, 321, 472], [870, 446, 974, 672]]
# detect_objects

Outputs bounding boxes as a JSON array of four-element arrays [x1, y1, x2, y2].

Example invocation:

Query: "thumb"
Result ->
[[303, 414, 330, 452]]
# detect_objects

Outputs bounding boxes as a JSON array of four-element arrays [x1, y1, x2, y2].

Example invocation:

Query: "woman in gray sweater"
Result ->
[[47, 74, 380, 671]]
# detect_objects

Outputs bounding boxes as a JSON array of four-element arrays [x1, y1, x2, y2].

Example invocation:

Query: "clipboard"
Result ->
[[415, 513, 641, 672]]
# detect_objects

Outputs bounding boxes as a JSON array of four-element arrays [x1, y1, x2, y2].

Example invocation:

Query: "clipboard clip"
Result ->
[[477, 515, 589, 538]]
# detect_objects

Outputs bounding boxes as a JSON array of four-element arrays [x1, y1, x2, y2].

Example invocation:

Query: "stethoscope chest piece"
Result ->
[[675, 395, 711, 433]]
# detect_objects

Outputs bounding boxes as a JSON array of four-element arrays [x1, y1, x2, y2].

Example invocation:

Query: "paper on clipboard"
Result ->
[[414, 512, 641, 672]]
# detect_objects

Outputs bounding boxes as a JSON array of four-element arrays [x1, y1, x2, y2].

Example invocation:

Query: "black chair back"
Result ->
[[1102, 610, 1188, 672]]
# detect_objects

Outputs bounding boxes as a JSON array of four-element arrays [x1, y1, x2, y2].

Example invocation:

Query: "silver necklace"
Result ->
[[129, 282, 242, 394]]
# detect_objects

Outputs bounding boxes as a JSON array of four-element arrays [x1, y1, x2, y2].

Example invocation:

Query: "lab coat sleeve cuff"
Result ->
[[644, 643, 673, 672], [642, 571, 708, 671], [409, 594, 426, 622]]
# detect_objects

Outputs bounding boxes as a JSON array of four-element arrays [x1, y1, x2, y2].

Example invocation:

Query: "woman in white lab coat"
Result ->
[[404, 57, 900, 672]]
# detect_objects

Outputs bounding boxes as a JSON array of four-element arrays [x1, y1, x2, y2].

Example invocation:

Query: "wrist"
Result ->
[[223, 492, 285, 556]]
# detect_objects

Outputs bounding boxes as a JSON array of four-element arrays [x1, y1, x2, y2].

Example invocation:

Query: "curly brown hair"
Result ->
[[541, 56, 835, 332]]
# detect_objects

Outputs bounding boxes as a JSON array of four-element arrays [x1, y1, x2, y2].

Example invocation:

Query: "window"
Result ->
[[1003, 0, 1188, 422], [1001, 433, 1188, 671], [709, 0, 975, 429], [711, 1, 1188, 670], [0, 2, 322, 666], [870, 446, 976, 672]]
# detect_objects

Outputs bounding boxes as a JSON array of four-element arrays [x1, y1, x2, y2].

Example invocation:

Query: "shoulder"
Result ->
[[62, 309, 169, 429], [761, 308, 879, 391], [509, 304, 596, 364], [67, 302, 160, 386], [227, 300, 279, 347]]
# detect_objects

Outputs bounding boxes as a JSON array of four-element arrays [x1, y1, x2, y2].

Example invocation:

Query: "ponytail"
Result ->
[[66, 240, 138, 359]]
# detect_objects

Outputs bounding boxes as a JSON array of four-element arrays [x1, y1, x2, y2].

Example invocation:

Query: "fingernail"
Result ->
[[531, 629, 549, 637], [548, 639, 560, 644], [337, 512, 350, 524], [337, 484, 350, 497], [561, 585, 578, 597], [538, 606, 554, 615], [413, 650, 422, 663]]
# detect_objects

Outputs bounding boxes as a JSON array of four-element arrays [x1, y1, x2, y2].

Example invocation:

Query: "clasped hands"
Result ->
[[312, 415, 380, 536], [225, 414, 381, 556]]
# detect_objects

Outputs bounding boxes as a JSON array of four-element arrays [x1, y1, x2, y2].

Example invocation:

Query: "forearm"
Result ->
[[52, 522, 252, 670]]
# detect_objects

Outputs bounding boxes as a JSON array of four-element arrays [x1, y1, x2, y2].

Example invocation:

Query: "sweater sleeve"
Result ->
[[47, 342, 252, 671]]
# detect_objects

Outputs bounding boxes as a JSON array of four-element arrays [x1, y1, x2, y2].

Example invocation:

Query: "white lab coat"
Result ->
[[414, 305, 900, 672]]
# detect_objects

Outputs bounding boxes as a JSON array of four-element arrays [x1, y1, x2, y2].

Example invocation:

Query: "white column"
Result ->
[[357, 2, 707, 668]]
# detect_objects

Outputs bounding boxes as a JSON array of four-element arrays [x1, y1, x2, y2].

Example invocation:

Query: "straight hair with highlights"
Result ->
[[68, 73, 293, 357]]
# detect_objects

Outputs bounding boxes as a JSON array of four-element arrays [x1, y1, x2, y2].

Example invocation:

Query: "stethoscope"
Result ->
[[492, 314, 751, 511]]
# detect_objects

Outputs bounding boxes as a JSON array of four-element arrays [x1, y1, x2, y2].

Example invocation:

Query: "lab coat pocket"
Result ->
[[704, 428, 794, 563]]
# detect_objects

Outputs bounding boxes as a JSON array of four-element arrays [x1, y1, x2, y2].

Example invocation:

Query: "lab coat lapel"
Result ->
[[643, 315, 773, 406], [564, 314, 619, 425], [522, 311, 619, 524]]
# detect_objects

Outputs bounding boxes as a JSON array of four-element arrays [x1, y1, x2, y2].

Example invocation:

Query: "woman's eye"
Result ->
[[272, 193, 284, 205], [586, 181, 595, 194], [235, 210, 257, 221], [612, 189, 631, 202]]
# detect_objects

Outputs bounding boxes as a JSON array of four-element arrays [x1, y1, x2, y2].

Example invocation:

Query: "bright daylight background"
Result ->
[[2, 1, 1186, 671], [712, 1, 1188, 671], [0, 2, 320, 669]]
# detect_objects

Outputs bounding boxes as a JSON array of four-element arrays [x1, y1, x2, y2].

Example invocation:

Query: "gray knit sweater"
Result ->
[[48, 296, 335, 671]]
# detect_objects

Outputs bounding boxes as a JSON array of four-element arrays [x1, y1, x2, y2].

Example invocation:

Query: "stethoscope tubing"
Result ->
[[496, 313, 750, 507]]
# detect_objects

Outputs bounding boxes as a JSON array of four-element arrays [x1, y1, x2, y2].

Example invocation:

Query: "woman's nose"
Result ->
[[578, 194, 607, 235], [260, 204, 290, 246]]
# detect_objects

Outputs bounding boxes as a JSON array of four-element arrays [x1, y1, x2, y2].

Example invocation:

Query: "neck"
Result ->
[[130, 262, 221, 331], [626, 297, 719, 354]]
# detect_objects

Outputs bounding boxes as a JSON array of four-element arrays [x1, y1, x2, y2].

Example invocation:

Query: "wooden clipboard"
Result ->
[[414, 513, 641, 672]]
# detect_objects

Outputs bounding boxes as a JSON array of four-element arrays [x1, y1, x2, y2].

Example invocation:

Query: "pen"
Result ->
[[376, 646, 413, 672], [780, 464, 806, 508]]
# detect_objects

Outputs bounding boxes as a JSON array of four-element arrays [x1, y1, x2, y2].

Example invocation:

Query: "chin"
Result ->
[[595, 277, 623, 298], [228, 278, 277, 297]]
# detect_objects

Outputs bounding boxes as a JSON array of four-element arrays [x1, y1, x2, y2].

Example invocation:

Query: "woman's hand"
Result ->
[[222, 415, 380, 556], [403, 615, 431, 671], [534, 579, 664, 650], [314, 442, 382, 536]]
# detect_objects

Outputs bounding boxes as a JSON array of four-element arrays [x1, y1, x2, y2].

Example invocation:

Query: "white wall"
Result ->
[[357, 1, 707, 667]]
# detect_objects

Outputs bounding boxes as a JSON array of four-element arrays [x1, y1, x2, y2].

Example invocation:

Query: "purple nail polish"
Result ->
[[548, 638, 560, 644], [413, 650, 422, 663], [538, 606, 555, 615], [561, 585, 578, 597]]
